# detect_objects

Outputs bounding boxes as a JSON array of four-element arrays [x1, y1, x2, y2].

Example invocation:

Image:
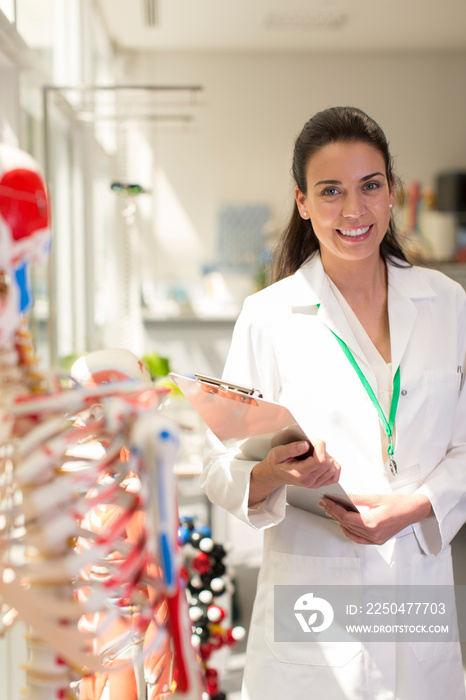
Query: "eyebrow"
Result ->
[[313, 171, 386, 188]]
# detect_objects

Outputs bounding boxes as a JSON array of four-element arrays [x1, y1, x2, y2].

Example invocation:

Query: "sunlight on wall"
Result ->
[[154, 166, 202, 262], [0, 0, 14, 22], [0, 117, 18, 147], [15, 0, 53, 47], [125, 124, 153, 190]]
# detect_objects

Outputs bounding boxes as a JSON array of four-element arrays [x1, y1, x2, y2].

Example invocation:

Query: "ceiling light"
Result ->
[[264, 12, 349, 31]]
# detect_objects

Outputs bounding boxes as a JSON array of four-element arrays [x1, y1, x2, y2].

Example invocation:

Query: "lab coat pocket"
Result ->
[[409, 546, 458, 662], [264, 550, 361, 667], [423, 372, 460, 451]]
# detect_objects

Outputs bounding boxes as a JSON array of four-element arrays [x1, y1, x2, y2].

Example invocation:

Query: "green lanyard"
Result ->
[[329, 330, 400, 476]]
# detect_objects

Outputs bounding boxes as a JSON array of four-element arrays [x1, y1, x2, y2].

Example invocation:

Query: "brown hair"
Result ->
[[271, 106, 409, 283]]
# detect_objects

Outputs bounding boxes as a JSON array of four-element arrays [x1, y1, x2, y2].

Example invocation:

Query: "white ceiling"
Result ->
[[96, 0, 466, 53]]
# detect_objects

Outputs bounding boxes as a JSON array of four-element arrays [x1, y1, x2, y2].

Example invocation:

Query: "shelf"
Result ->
[[142, 313, 237, 326]]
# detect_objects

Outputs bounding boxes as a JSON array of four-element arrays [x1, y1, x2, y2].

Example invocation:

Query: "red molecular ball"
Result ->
[[199, 642, 213, 661], [179, 565, 189, 583], [207, 676, 219, 696], [192, 551, 212, 575], [224, 625, 246, 646], [207, 605, 225, 623]]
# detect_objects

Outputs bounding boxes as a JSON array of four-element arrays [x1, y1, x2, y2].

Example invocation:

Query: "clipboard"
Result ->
[[170, 372, 358, 518]]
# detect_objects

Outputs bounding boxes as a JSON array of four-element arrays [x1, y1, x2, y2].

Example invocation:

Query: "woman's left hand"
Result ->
[[319, 493, 433, 545]]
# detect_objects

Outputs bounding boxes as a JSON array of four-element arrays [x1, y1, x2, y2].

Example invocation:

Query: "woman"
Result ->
[[200, 107, 466, 699]]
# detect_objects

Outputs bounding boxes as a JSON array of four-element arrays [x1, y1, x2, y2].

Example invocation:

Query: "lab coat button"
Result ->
[[401, 389, 407, 396]]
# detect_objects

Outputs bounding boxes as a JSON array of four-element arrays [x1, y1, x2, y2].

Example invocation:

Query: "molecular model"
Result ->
[[178, 517, 246, 700]]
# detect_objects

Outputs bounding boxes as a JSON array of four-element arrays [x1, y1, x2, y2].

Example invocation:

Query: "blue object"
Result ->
[[177, 525, 192, 545], [15, 262, 32, 313], [160, 532, 173, 587], [196, 524, 212, 538]]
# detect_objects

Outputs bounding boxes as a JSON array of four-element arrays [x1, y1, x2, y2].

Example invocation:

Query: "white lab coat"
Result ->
[[201, 253, 466, 700]]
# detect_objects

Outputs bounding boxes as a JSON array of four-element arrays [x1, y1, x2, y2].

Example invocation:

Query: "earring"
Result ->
[[302, 212, 308, 219], [389, 204, 393, 209]]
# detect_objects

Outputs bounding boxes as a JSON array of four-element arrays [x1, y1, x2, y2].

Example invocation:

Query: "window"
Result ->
[[0, 0, 15, 23]]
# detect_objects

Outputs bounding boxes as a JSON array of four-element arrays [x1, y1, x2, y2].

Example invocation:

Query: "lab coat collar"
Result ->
[[288, 253, 437, 373], [387, 262, 437, 372], [288, 254, 371, 369]]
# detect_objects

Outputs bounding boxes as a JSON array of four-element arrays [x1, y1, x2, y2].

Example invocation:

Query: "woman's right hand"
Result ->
[[248, 439, 341, 507]]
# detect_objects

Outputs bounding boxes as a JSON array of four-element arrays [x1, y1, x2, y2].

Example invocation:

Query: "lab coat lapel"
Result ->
[[387, 283, 417, 373], [317, 280, 371, 370], [291, 256, 437, 382], [387, 264, 437, 373], [293, 254, 373, 373]]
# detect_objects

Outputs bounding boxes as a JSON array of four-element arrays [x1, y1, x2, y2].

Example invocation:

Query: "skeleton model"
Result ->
[[0, 144, 205, 700]]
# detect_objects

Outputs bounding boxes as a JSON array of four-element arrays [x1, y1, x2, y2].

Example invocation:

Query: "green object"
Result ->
[[142, 352, 171, 379], [111, 181, 146, 196], [59, 353, 81, 371], [327, 325, 401, 476]]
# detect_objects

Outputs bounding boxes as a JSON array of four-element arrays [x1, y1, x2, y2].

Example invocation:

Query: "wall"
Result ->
[[124, 50, 466, 282]]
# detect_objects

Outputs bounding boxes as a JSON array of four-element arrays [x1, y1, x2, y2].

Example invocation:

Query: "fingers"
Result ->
[[339, 525, 374, 545], [319, 498, 354, 521], [271, 440, 311, 464], [320, 498, 389, 545], [312, 462, 341, 488], [308, 440, 340, 487], [311, 439, 328, 463], [320, 498, 370, 531], [348, 493, 384, 508], [272, 438, 325, 466], [252, 439, 339, 502], [320, 493, 426, 546], [266, 439, 340, 490], [289, 440, 340, 489]]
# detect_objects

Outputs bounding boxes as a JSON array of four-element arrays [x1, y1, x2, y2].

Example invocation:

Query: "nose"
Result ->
[[341, 190, 365, 218]]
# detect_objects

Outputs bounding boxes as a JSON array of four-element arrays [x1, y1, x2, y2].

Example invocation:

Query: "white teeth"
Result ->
[[338, 226, 370, 237]]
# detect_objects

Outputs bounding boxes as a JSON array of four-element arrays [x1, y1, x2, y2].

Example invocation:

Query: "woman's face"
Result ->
[[295, 140, 395, 269]]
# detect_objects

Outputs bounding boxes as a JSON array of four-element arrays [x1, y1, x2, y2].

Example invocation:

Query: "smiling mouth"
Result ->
[[336, 225, 373, 239]]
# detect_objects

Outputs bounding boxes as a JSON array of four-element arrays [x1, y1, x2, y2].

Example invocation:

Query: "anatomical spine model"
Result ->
[[0, 144, 204, 700]]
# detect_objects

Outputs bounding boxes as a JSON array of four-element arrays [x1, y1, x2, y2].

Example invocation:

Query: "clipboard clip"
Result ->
[[194, 373, 263, 399]]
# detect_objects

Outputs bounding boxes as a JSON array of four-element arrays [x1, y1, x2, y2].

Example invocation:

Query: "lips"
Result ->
[[337, 225, 372, 238]]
